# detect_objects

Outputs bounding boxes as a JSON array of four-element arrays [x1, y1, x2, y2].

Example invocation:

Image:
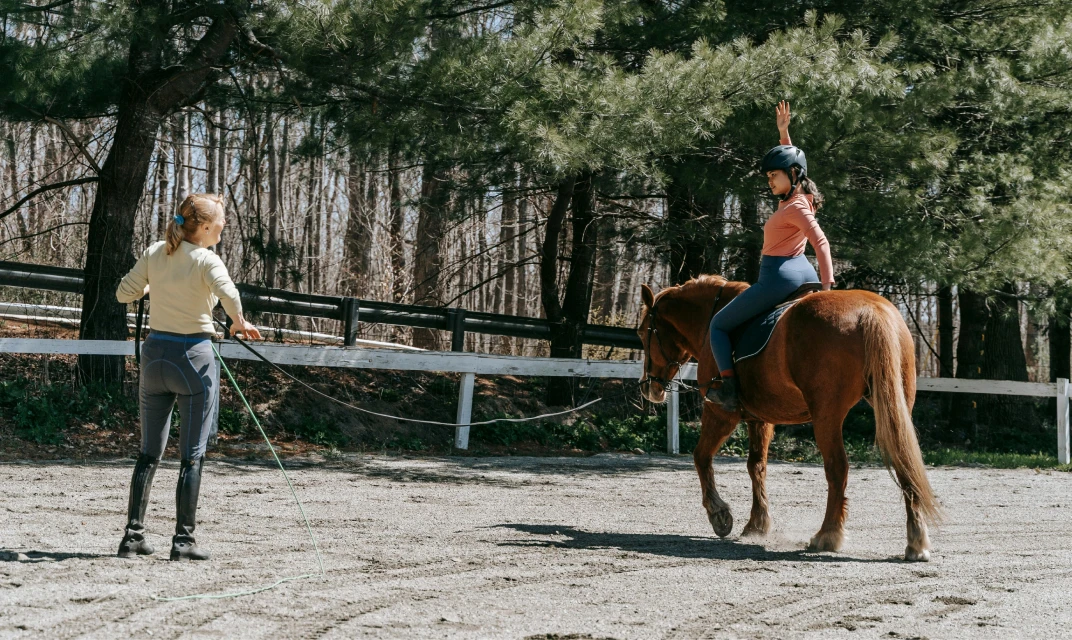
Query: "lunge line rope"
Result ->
[[221, 328, 603, 426]]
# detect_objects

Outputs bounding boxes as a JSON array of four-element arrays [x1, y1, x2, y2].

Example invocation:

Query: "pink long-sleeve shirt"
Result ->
[[761, 135, 835, 285]]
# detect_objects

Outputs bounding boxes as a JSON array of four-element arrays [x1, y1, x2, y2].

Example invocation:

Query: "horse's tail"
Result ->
[[861, 302, 942, 525]]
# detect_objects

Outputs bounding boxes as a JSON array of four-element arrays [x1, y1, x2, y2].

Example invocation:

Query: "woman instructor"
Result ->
[[115, 194, 261, 561]]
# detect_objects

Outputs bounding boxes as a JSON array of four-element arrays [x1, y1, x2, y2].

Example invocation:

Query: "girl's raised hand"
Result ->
[[776, 100, 791, 136]]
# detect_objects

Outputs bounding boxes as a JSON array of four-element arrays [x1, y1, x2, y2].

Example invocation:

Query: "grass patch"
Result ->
[[923, 448, 1069, 470], [0, 377, 135, 444], [288, 415, 345, 447]]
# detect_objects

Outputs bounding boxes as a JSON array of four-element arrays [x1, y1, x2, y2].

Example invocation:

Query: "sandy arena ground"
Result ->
[[1, 453, 1070, 639]]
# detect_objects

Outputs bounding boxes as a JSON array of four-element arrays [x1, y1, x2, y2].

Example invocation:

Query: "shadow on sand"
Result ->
[[0, 549, 112, 562], [494, 523, 902, 564]]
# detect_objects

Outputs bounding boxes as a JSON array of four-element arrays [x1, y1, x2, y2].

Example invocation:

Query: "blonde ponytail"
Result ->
[[165, 193, 226, 255]]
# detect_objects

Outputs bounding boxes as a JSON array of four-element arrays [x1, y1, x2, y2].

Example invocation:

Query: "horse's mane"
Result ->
[[658, 274, 747, 304]]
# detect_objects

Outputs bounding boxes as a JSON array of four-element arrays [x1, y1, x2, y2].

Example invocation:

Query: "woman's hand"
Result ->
[[822, 283, 832, 292], [776, 100, 791, 138], [142, 284, 150, 298], [232, 319, 262, 340]]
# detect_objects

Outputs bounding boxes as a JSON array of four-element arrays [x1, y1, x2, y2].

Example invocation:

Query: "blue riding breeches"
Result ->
[[138, 331, 219, 461], [709, 254, 820, 372]]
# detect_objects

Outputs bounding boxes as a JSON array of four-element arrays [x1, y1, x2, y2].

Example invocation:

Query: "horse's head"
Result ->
[[636, 283, 690, 404]]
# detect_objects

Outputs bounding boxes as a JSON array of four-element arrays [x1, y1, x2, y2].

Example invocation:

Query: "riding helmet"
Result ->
[[761, 145, 807, 179]]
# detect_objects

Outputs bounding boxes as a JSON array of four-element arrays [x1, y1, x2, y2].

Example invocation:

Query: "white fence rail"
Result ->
[[0, 338, 1067, 463]]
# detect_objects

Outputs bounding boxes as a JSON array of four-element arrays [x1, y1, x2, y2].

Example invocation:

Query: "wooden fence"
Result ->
[[1, 338, 1067, 464]]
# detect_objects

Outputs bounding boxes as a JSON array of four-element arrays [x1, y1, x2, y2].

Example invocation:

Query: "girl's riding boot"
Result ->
[[171, 458, 211, 561], [707, 376, 740, 412], [117, 453, 159, 557]]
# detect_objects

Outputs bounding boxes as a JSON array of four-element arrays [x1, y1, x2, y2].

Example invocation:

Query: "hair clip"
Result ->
[[173, 214, 185, 225]]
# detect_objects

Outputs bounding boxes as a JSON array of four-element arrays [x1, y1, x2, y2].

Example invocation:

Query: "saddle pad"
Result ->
[[729, 299, 799, 364]]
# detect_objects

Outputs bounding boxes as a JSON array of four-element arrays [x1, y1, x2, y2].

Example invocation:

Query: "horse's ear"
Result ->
[[640, 284, 655, 308]]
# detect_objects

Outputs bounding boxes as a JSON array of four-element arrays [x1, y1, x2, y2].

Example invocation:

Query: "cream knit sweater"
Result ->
[[116, 240, 242, 335]]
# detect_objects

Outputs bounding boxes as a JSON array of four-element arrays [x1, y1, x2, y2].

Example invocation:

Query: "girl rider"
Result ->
[[707, 101, 834, 411], [115, 194, 261, 561]]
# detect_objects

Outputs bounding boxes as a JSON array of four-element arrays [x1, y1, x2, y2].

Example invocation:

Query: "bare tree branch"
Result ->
[[41, 115, 103, 174], [0, 220, 88, 248], [0, 177, 98, 220]]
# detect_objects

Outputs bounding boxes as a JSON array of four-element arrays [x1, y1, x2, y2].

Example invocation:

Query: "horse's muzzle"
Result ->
[[639, 380, 667, 404]]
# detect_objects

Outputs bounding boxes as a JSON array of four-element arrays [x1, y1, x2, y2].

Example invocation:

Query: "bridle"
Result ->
[[640, 285, 726, 394], [639, 300, 684, 391]]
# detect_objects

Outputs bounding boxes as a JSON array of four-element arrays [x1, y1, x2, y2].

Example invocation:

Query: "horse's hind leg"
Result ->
[[694, 403, 740, 538], [741, 421, 774, 537], [808, 411, 850, 552], [898, 472, 932, 561]]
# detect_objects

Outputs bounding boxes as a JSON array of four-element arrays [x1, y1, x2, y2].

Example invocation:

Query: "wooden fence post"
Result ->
[[667, 385, 680, 455], [342, 297, 359, 347], [448, 307, 473, 450], [1058, 378, 1069, 465], [455, 372, 475, 451], [447, 307, 467, 352]]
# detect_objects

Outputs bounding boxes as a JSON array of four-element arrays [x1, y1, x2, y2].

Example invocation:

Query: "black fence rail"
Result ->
[[0, 260, 643, 350]]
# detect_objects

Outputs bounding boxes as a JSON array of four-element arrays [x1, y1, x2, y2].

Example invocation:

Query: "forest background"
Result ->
[[2, 0, 1072, 457]]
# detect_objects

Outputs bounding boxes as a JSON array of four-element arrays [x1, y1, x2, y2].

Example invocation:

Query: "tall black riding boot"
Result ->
[[117, 453, 159, 558], [171, 458, 211, 561]]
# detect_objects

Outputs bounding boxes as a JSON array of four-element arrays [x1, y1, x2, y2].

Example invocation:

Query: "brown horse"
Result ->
[[637, 276, 940, 561]]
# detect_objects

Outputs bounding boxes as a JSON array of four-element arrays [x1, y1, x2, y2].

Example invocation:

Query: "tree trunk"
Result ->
[[948, 286, 1030, 446], [592, 214, 617, 321], [4, 125, 32, 254], [539, 178, 576, 327], [516, 175, 530, 319], [666, 178, 705, 284], [736, 190, 763, 284], [78, 6, 239, 383], [154, 141, 169, 239], [171, 112, 189, 209], [343, 151, 374, 295], [936, 284, 955, 421], [543, 172, 597, 405], [28, 124, 41, 247], [266, 107, 280, 288], [216, 110, 228, 261], [388, 146, 405, 303], [501, 167, 518, 317], [937, 285, 955, 377], [978, 283, 1031, 446], [615, 238, 639, 318], [950, 289, 987, 443], [1050, 293, 1071, 383], [412, 160, 448, 348], [312, 125, 325, 293], [206, 108, 218, 195]]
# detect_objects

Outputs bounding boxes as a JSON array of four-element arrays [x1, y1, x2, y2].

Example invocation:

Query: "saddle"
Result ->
[[729, 282, 823, 364]]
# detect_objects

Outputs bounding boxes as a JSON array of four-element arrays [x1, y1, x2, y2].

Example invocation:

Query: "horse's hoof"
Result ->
[[741, 520, 770, 538], [807, 530, 843, 552], [708, 508, 733, 538], [904, 546, 931, 562]]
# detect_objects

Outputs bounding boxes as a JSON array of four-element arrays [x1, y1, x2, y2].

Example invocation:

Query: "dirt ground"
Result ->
[[1, 454, 1070, 639]]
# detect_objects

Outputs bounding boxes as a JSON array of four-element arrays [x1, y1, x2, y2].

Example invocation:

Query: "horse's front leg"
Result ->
[[694, 402, 741, 538], [741, 421, 774, 537]]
